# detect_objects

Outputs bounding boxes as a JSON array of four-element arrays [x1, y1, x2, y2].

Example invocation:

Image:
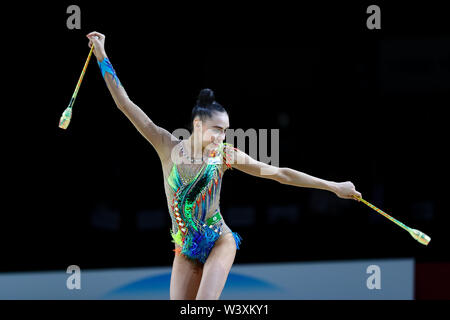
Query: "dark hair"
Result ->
[[190, 88, 227, 132]]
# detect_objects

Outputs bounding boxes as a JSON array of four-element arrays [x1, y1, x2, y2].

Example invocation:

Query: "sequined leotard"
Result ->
[[161, 140, 242, 264]]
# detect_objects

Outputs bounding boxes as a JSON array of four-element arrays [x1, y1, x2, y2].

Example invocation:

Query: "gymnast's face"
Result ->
[[193, 111, 229, 149]]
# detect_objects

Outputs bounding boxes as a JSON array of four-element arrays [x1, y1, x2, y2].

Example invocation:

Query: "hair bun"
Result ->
[[197, 88, 215, 107]]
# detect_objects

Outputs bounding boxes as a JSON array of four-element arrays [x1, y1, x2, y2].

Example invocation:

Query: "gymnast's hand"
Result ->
[[334, 181, 362, 201], [86, 31, 107, 61]]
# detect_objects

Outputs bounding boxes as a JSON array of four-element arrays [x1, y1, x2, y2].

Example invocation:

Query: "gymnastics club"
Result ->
[[59, 41, 95, 129], [353, 195, 431, 246]]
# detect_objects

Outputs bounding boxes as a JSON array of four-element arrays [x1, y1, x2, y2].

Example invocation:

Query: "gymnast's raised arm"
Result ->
[[86, 31, 177, 161]]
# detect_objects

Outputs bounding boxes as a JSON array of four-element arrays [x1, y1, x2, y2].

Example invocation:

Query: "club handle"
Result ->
[[353, 195, 431, 246], [353, 195, 410, 232], [58, 44, 94, 130]]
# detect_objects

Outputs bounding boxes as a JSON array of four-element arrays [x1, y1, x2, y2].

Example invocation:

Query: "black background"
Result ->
[[2, 2, 448, 272]]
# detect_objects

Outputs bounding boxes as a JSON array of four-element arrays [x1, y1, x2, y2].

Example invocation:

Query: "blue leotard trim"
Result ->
[[98, 57, 121, 87]]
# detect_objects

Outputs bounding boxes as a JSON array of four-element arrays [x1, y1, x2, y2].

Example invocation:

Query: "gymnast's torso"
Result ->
[[159, 140, 241, 263]]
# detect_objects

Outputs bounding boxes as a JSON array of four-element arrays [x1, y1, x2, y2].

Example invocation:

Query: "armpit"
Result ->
[[156, 127, 180, 163]]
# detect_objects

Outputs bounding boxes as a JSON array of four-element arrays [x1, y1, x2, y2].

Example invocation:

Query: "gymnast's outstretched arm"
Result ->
[[86, 31, 177, 161], [227, 145, 361, 201]]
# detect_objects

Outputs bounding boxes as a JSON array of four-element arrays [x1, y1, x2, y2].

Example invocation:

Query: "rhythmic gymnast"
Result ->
[[86, 31, 362, 300]]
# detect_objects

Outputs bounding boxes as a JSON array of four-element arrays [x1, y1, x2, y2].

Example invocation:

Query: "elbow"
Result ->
[[274, 167, 289, 185], [116, 101, 125, 111], [116, 95, 134, 110]]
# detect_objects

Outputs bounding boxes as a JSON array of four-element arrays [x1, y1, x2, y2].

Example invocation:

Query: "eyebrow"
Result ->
[[213, 126, 229, 130]]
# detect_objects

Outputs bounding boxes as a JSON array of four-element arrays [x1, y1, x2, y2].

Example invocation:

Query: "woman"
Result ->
[[86, 31, 362, 300]]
